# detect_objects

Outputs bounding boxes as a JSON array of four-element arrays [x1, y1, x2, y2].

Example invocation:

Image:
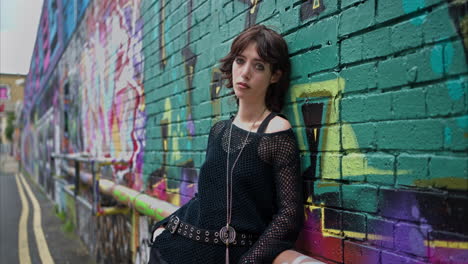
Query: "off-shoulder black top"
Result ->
[[150, 113, 303, 263]]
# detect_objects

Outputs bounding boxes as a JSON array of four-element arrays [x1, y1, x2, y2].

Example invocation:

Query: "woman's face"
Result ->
[[232, 42, 281, 105]]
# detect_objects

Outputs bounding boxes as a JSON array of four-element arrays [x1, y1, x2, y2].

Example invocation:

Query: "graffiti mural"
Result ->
[[23, 0, 467, 263], [76, 196, 96, 257], [289, 0, 468, 261], [36, 110, 55, 197], [146, 0, 199, 207], [237, 0, 261, 28], [24, 0, 65, 111], [135, 215, 151, 264], [95, 214, 132, 263], [159, 0, 168, 69], [58, 0, 146, 189], [300, 0, 325, 21], [210, 68, 223, 125], [292, 75, 467, 261], [447, 0, 468, 61]]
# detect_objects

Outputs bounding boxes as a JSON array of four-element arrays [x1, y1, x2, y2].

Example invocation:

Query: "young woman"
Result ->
[[149, 24, 303, 264]]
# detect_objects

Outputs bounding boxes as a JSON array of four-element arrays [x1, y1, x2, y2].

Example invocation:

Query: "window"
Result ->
[[0, 85, 10, 100]]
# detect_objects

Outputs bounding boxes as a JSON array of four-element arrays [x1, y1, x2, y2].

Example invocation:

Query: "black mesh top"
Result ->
[[150, 113, 303, 263]]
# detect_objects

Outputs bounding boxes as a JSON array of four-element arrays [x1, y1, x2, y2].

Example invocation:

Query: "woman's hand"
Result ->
[[152, 227, 165, 242]]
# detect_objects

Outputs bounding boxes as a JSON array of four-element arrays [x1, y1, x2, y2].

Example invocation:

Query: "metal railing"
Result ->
[[50, 152, 324, 264], [51, 152, 177, 220]]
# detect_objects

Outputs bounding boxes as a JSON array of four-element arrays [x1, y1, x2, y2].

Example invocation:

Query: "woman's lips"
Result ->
[[237, 82, 249, 89]]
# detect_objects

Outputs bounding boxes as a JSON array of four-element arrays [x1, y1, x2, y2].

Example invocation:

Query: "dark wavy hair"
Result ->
[[219, 24, 291, 113]]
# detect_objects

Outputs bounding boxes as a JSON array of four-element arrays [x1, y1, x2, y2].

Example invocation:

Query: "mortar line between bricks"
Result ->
[[283, 11, 342, 38], [339, 115, 468, 125], [337, 36, 461, 70], [374, 0, 378, 22], [339, 72, 468, 96], [339, 1, 446, 39], [256, 13, 279, 27], [291, 0, 303, 9]]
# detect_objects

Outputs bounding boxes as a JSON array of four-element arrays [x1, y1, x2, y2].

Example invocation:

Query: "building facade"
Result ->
[[0, 73, 25, 152]]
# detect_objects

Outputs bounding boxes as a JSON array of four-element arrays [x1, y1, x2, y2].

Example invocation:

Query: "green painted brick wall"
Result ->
[[140, 0, 468, 263]]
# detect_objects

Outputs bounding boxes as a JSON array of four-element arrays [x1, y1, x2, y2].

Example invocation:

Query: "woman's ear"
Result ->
[[270, 70, 282, 84]]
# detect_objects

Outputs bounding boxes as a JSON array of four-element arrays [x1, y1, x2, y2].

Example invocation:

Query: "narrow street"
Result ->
[[0, 152, 95, 264]]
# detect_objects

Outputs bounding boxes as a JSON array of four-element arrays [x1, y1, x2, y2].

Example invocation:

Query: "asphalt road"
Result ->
[[0, 152, 95, 264]]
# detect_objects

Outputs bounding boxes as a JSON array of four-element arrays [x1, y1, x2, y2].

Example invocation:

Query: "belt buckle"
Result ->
[[169, 215, 180, 234]]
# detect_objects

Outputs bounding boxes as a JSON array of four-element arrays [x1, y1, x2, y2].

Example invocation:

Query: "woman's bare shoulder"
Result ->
[[264, 115, 292, 134]]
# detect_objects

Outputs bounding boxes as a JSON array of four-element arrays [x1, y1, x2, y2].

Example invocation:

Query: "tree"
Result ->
[[5, 112, 15, 142]]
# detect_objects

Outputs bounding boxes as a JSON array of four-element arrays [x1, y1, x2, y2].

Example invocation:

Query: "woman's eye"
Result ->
[[235, 58, 244, 64], [255, 63, 265, 71]]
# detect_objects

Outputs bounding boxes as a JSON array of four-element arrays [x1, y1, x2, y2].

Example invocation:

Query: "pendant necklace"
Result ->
[[222, 108, 267, 264]]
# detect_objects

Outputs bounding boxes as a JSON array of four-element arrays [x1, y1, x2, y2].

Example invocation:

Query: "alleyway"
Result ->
[[0, 152, 95, 264]]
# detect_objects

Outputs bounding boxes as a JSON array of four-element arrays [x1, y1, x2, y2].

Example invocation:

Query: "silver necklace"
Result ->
[[222, 108, 267, 264]]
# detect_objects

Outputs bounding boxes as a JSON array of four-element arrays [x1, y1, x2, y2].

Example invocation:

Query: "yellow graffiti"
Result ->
[[425, 240, 468, 250], [112, 115, 123, 153], [414, 177, 468, 191], [290, 78, 344, 150], [163, 98, 172, 127], [172, 115, 181, 161], [290, 78, 406, 179], [163, 139, 168, 151], [306, 206, 392, 241], [315, 182, 340, 188], [313, 0, 321, 9], [167, 190, 181, 206], [250, 0, 258, 14], [189, 66, 194, 78]]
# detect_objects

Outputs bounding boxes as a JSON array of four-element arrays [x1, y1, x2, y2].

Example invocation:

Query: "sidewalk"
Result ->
[[0, 152, 19, 174], [0, 153, 96, 264]]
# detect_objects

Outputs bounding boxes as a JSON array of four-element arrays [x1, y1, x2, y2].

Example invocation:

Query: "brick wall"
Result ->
[[24, 0, 467, 263], [141, 0, 467, 263]]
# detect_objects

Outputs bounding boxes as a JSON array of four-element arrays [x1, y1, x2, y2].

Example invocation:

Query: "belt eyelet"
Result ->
[[169, 216, 180, 234]]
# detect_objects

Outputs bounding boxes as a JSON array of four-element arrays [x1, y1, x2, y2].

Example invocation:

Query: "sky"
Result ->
[[0, 0, 44, 75]]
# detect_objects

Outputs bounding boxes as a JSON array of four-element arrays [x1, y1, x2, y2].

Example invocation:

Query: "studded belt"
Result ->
[[165, 215, 258, 247]]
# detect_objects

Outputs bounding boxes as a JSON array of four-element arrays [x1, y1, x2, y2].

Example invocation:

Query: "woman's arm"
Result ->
[[239, 130, 303, 263]]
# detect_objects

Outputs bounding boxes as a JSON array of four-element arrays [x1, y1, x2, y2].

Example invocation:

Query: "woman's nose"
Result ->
[[240, 64, 251, 79]]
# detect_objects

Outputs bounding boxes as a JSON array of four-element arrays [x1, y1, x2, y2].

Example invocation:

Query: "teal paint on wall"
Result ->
[[24, 0, 468, 263], [402, 0, 427, 25], [444, 126, 452, 146], [447, 79, 464, 100], [431, 43, 445, 74]]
